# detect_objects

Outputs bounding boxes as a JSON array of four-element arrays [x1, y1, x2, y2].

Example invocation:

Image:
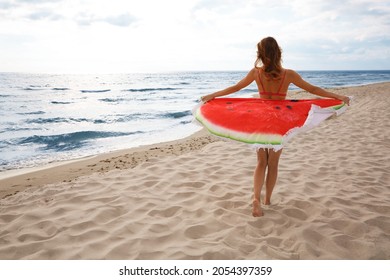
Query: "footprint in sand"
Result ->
[[282, 208, 308, 221]]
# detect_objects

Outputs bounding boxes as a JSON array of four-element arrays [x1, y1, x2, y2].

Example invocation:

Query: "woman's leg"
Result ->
[[264, 149, 283, 205], [252, 149, 268, 217]]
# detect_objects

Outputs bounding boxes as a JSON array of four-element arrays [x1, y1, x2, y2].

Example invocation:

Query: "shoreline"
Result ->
[[0, 129, 219, 199], [1, 81, 389, 199]]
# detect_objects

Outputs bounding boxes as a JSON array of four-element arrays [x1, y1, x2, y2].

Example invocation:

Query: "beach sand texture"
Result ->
[[0, 83, 389, 259]]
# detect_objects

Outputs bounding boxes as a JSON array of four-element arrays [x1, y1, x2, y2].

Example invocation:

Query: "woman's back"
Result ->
[[255, 67, 288, 100]]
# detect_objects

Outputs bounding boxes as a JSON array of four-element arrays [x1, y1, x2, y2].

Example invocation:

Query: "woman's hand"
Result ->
[[200, 94, 215, 103], [339, 95, 351, 106], [199, 68, 256, 103], [343, 96, 351, 106]]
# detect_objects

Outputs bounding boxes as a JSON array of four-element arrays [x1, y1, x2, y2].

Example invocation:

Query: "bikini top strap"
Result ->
[[276, 70, 287, 93], [257, 68, 265, 91]]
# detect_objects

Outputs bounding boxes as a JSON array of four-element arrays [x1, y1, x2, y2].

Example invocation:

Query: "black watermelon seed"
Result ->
[[275, 106, 281, 110], [226, 102, 232, 104], [290, 99, 299, 102], [286, 105, 292, 109]]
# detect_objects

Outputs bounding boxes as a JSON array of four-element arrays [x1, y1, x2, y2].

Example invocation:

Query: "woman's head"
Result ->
[[255, 37, 282, 79]]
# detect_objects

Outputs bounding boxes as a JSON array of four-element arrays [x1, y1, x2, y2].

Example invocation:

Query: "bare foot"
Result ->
[[263, 198, 271, 205], [252, 199, 263, 217]]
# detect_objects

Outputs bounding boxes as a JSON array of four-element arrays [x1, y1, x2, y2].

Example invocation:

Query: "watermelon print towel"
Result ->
[[193, 98, 347, 151]]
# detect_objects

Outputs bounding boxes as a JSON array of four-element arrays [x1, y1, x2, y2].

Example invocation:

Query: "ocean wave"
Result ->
[[99, 98, 127, 103], [0, 140, 9, 149], [115, 113, 146, 122], [240, 88, 259, 93], [159, 110, 192, 119], [52, 87, 70, 91], [93, 119, 108, 124], [0, 127, 41, 133], [122, 87, 178, 92], [51, 101, 73, 104], [17, 110, 45, 115], [80, 89, 111, 93], [92, 111, 191, 123], [26, 117, 66, 124], [17, 131, 140, 151], [26, 117, 91, 124], [23, 87, 43, 91]]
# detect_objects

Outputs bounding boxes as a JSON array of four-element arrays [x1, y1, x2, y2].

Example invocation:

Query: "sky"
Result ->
[[0, 0, 389, 73]]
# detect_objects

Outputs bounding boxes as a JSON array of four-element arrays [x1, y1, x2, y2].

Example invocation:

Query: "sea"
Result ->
[[1, 70, 389, 172]]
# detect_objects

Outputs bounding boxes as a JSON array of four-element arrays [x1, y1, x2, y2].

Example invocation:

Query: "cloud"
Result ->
[[0, 1, 16, 9], [0, 0, 389, 73], [192, 0, 239, 13], [103, 13, 137, 27], [15, 0, 63, 3], [27, 9, 63, 21], [1, 0, 137, 27], [76, 12, 137, 27], [0, 0, 63, 10]]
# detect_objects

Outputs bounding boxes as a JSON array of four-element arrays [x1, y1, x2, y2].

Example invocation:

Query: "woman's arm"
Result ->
[[290, 70, 350, 105], [201, 69, 255, 102]]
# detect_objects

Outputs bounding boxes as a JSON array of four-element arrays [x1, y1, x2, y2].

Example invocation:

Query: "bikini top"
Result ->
[[258, 69, 287, 97]]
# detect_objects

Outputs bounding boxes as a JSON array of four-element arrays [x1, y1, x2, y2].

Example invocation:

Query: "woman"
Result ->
[[200, 37, 350, 217]]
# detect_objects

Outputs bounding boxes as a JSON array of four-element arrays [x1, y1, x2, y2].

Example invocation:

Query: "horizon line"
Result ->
[[1, 69, 390, 75]]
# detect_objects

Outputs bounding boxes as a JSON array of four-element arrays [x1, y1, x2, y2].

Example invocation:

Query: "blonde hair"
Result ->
[[255, 37, 283, 79]]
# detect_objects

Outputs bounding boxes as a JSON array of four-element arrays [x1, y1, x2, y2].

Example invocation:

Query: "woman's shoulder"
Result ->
[[285, 68, 302, 74], [248, 67, 261, 77], [282, 68, 295, 74], [283, 69, 300, 78]]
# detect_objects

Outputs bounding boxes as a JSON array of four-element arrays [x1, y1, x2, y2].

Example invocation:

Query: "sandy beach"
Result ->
[[0, 82, 389, 260]]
